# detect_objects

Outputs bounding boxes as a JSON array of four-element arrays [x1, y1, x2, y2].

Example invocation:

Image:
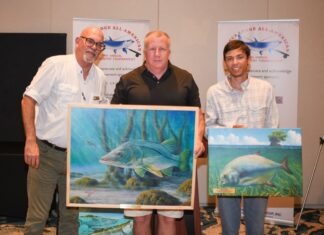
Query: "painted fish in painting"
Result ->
[[219, 154, 292, 187], [79, 213, 133, 235], [99, 139, 189, 178]]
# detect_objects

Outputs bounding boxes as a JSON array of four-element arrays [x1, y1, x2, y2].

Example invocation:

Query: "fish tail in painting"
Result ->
[[164, 115, 187, 154], [150, 137, 189, 173], [281, 156, 293, 174], [161, 138, 178, 154]]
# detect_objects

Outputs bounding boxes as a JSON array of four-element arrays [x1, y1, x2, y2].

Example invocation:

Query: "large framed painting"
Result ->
[[208, 128, 302, 197], [67, 104, 199, 210]]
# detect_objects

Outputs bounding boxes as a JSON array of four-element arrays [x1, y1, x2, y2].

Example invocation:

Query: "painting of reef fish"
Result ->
[[207, 128, 302, 196], [67, 104, 199, 210]]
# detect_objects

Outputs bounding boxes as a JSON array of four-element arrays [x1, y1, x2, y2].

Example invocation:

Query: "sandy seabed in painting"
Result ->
[[70, 173, 190, 206]]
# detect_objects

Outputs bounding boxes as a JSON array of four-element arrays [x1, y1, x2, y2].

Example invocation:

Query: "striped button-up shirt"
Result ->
[[205, 77, 279, 130]]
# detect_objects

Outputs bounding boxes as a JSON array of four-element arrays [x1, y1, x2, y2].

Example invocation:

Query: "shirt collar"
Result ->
[[225, 76, 250, 91], [141, 61, 172, 82], [74, 55, 94, 81]]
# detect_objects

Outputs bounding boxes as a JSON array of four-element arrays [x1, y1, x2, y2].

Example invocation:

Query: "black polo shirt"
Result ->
[[111, 62, 201, 107]]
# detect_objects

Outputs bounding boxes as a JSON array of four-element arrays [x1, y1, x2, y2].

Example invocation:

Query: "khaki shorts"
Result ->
[[124, 209, 184, 218]]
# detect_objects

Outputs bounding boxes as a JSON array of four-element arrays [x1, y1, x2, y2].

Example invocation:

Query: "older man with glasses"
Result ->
[[21, 26, 107, 235]]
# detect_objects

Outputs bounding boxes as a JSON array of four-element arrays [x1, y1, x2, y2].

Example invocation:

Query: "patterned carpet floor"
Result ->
[[1, 208, 324, 234], [201, 207, 324, 235]]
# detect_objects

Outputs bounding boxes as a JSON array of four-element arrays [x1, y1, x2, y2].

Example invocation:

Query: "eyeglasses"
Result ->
[[80, 36, 106, 51]]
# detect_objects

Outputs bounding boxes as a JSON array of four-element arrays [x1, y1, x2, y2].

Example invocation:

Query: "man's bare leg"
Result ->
[[133, 214, 152, 235], [157, 214, 176, 235]]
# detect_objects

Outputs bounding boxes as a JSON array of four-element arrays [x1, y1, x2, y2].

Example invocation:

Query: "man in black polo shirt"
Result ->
[[111, 30, 205, 235]]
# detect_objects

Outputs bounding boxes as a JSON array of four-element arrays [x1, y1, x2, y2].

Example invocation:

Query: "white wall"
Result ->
[[1, 0, 324, 207]]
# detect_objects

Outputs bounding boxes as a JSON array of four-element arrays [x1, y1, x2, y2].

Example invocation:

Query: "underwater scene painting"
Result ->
[[67, 104, 198, 210], [207, 128, 302, 196], [79, 209, 133, 235]]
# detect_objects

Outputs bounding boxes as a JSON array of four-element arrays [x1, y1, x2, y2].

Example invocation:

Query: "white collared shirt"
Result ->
[[24, 54, 107, 147]]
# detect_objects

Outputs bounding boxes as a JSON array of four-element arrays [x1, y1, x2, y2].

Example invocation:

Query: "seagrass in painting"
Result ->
[[208, 128, 302, 197], [67, 104, 198, 210]]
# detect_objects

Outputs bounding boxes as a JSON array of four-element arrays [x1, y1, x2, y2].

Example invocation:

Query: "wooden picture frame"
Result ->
[[67, 104, 199, 210], [208, 128, 302, 197]]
